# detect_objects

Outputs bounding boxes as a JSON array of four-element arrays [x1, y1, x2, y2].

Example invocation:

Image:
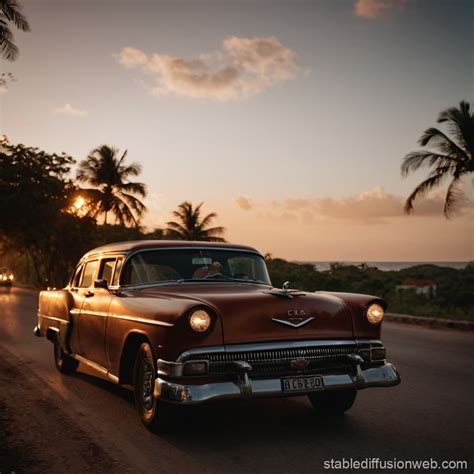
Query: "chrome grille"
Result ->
[[187, 344, 357, 377]]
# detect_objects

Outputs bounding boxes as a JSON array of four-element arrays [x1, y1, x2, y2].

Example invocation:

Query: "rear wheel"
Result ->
[[53, 336, 79, 374], [133, 343, 172, 431], [308, 388, 357, 415]]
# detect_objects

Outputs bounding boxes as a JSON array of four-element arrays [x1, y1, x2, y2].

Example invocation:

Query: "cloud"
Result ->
[[235, 195, 254, 211], [117, 36, 300, 101], [53, 103, 87, 117], [238, 186, 472, 223], [354, 0, 407, 19]]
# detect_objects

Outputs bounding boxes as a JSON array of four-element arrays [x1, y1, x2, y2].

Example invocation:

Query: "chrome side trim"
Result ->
[[80, 310, 109, 317], [271, 317, 314, 328], [38, 313, 68, 324], [69, 354, 119, 383], [177, 339, 360, 362], [70, 354, 108, 375], [109, 313, 174, 327], [69, 309, 174, 327]]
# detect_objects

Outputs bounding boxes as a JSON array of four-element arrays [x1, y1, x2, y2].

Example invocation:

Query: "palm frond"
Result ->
[[119, 181, 146, 197], [438, 101, 474, 158], [198, 212, 218, 228], [419, 127, 469, 161], [443, 178, 464, 218], [198, 225, 226, 237], [165, 228, 187, 240], [166, 221, 187, 235], [0, 0, 30, 31], [401, 151, 457, 177], [117, 149, 128, 167], [404, 171, 447, 214], [118, 191, 146, 216], [0, 18, 18, 60]]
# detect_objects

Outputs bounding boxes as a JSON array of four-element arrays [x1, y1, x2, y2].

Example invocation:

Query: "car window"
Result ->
[[100, 259, 116, 284], [80, 260, 98, 288], [228, 257, 260, 280], [71, 265, 83, 288], [121, 249, 271, 286], [112, 258, 123, 286]]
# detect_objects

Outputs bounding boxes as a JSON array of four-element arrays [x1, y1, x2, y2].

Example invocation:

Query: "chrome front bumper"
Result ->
[[154, 362, 401, 404]]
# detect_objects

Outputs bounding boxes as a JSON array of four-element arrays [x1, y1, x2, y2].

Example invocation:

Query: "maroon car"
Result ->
[[35, 241, 400, 429]]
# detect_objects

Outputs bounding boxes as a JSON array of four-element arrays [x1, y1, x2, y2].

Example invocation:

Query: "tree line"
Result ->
[[0, 138, 225, 286], [266, 257, 474, 321]]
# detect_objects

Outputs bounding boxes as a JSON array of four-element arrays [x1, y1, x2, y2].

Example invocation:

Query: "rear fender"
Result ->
[[38, 289, 74, 352]]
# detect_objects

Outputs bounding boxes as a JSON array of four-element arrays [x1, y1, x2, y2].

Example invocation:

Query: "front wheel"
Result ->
[[308, 388, 357, 415], [53, 336, 79, 374], [133, 343, 172, 431]]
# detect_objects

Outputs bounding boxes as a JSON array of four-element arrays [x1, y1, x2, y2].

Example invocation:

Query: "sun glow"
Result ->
[[74, 196, 86, 210]]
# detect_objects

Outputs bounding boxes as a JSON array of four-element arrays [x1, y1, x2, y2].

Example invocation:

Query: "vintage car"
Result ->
[[35, 240, 400, 429], [0, 267, 14, 286]]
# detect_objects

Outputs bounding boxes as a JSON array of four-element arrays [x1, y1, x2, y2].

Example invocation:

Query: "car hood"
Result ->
[[133, 283, 355, 344]]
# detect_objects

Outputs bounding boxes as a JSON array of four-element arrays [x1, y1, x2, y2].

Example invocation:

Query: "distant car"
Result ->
[[0, 267, 14, 286], [35, 241, 400, 429]]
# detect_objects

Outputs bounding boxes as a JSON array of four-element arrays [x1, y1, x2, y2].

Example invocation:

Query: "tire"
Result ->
[[133, 342, 172, 431], [53, 336, 79, 374], [308, 388, 357, 415]]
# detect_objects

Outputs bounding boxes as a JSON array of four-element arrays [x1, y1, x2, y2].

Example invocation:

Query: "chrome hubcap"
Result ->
[[141, 359, 154, 411]]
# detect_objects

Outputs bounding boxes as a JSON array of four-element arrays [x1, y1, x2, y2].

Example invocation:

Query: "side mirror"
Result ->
[[94, 279, 108, 290]]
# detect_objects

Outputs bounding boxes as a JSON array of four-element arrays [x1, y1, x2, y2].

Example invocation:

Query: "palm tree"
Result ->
[[166, 201, 226, 242], [0, 0, 30, 61], [77, 145, 147, 227], [402, 101, 474, 217]]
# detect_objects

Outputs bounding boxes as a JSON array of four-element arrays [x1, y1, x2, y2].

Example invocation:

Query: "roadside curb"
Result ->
[[386, 313, 474, 331]]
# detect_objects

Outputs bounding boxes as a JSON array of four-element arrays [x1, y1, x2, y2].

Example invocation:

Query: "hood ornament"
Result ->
[[263, 281, 305, 299]]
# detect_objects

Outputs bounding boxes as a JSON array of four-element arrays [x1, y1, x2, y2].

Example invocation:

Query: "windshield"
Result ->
[[121, 248, 272, 286]]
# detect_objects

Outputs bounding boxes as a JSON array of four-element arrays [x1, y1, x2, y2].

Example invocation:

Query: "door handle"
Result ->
[[84, 290, 94, 297]]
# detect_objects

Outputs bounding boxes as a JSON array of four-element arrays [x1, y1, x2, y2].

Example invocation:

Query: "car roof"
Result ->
[[81, 240, 261, 260]]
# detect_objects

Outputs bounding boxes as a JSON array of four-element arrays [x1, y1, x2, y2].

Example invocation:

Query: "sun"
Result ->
[[74, 196, 86, 210]]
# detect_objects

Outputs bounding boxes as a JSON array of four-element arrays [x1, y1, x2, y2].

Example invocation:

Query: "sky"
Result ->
[[1, 0, 473, 261]]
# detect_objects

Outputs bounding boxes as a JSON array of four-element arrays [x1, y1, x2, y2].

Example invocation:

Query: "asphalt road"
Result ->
[[1, 286, 473, 473]]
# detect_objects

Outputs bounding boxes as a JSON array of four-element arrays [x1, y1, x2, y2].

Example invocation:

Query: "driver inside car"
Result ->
[[193, 261, 223, 278]]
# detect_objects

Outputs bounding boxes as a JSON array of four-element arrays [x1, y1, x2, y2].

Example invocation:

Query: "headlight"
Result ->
[[189, 309, 211, 333], [366, 303, 384, 324]]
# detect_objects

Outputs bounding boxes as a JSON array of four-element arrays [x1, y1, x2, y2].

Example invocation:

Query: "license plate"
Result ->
[[281, 375, 324, 393]]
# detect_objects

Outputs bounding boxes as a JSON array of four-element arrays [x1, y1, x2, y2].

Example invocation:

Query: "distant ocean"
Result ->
[[298, 262, 469, 272]]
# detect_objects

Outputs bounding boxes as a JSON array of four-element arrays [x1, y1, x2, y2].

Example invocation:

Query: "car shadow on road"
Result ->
[[72, 371, 135, 404]]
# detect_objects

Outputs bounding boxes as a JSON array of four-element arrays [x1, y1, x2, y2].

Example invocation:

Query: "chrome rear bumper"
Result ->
[[154, 362, 400, 404]]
